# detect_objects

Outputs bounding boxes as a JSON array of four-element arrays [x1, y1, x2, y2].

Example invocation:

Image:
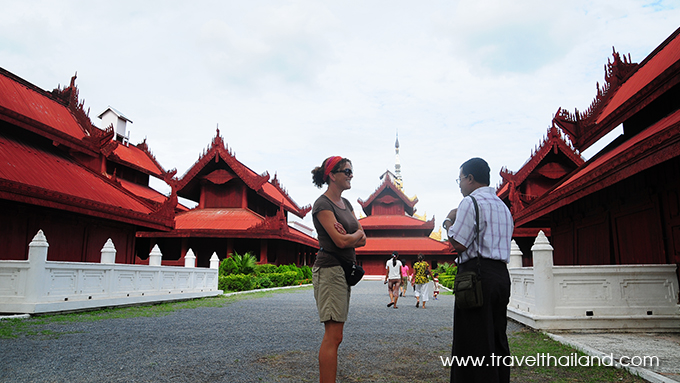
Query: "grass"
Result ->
[[508, 328, 647, 383], [0, 287, 309, 339]]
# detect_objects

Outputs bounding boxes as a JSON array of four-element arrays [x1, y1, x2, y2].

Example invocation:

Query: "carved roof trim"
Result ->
[[553, 48, 639, 152]]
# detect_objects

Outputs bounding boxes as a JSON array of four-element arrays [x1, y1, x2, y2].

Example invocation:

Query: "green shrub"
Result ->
[[218, 274, 254, 291], [300, 265, 312, 279], [219, 257, 238, 276], [254, 276, 273, 289], [268, 271, 298, 287], [293, 265, 304, 280], [232, 252, 257, 275], [254, 264, 278, 275], [295, 278, 312, 285], [439, 275, 456, 289]]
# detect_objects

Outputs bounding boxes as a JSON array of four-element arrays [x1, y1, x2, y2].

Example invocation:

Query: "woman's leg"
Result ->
[[414, 284, 421, 307], [319, 320, 344, 383]]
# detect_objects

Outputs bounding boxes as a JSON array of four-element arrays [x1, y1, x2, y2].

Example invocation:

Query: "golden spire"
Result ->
[[429, 227, 442, 241]]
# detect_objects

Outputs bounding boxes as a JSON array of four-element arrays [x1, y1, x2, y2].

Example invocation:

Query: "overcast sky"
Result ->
[[2, 1, 679, 234]]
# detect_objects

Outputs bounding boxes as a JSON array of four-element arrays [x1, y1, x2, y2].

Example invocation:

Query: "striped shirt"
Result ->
[[447, 187, 514, 264]]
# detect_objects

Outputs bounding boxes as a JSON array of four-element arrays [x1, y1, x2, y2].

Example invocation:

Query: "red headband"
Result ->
[[323, 156, 343, 181]]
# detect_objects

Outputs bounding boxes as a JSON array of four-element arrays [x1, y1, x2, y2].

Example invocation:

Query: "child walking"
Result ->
[[433, 272, 440, 300]]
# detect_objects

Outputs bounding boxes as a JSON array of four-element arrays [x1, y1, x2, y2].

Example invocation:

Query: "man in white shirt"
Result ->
[[443, 157, 514, 383]]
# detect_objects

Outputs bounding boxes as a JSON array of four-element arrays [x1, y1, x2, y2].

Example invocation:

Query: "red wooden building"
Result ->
[[356, 171, 453, 275], [498, 27, 680, 281], [0, 68, 175, 263], [136, 130, 318, 268]]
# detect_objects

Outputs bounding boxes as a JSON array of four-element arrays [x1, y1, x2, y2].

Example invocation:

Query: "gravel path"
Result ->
[[1, 280, 523, 383]]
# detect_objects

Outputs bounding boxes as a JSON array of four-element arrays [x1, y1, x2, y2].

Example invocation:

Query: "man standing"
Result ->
[[442, 157, 514, 383]]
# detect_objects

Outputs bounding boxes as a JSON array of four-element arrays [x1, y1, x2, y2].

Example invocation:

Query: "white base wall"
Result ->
[[508, 264, 680, 332]]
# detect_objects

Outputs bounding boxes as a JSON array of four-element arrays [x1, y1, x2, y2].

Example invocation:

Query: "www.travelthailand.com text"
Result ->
[[440, 353, 659, 368]]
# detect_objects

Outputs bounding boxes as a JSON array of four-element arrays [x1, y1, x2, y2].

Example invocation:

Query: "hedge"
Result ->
[[218, 274, 254, 292]]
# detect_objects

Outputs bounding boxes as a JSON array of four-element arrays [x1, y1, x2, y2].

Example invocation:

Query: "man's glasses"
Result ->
[[456, 175, 468, 185], [332, 169, 353, 177]]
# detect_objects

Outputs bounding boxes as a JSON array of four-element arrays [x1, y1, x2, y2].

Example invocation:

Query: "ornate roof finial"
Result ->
[[394, 130, 402, 190]]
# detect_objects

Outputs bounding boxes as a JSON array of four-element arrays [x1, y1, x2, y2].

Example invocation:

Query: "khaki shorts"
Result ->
[[313, 265, 351, 323]]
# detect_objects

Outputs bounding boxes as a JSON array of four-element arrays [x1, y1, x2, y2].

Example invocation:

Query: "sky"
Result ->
[[1, 1, 679, 235]]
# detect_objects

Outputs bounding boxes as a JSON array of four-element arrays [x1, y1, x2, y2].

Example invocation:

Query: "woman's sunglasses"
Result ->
[[332, 169, 353, 177]]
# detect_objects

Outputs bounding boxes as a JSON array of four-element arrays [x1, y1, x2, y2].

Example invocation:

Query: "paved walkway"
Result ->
[[1, 281, 678, 382], [547, 331, 680, 383]]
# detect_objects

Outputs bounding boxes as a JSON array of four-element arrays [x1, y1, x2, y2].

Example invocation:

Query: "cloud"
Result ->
[[433, 0, 584, 75], [198, 2, 336, 89]]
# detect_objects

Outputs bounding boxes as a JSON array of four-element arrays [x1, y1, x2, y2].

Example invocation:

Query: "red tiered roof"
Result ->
[[0, 69, 87, 142], [554, 26, 680, 152], [109, 140, 165, 177], [514, 27, 680, 227], [356, 170, 453, 259], [516, 107, 680, 226], [358, 171, 417, 216], [172, 130, 311, 218], [0, 68, 173, 231], [139, 129, 317, 248], [175, 208, 263, 231], [359, 214, 434, 231], [359, 237, 452, 256], [497, 125, 584, 218]]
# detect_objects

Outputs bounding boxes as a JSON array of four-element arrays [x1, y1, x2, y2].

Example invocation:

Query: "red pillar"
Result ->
[[259, 240, 268, 264]]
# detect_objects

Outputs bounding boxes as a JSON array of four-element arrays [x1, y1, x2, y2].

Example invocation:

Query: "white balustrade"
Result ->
[[0, 230, 221, 315], [507, 231, 680, 331], [508, 239, 523, 268]]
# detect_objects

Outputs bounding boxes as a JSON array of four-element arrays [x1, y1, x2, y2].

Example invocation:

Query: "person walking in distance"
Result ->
[[411, 253, 432, 309], [400, 260, 410, 297], [311, 156, 366, 383], [443, 157, 514, 383], [384, 251, 402, 308]]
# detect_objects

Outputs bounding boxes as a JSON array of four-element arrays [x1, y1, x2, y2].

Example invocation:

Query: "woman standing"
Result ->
[[412, 253, 432, 309], [311, 156, 366, 383], [384, 252, 402, 308]]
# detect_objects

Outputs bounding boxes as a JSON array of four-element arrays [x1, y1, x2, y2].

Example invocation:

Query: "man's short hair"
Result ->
[[460, 157, 490, 186]]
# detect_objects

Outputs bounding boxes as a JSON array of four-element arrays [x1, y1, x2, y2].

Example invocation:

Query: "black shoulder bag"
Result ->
[[453, 195, 484, 309], [321, 248, 365, 286]]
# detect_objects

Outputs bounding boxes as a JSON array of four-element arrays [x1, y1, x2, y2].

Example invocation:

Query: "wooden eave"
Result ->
[[0, 107, 99, 157], [0, 179, 173, 231]]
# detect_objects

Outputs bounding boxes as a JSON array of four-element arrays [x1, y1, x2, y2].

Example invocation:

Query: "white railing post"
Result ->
[[100, 239, 116, 264], [532, 230, 555, 316], [185, 249, 196, 268], [149, 245, 163, 266], [25, 230, 49, 302], [509, 239, 523, 268], [210, 252, 220, 269]]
